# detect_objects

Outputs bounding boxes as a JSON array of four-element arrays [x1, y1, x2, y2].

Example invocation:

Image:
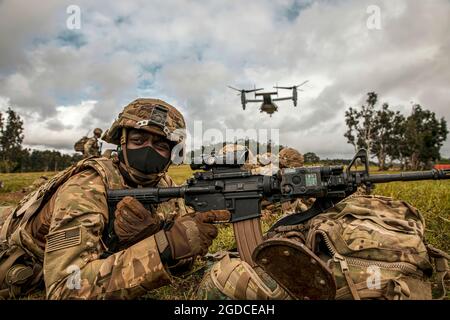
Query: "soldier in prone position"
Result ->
[[0, 98, 228, 299]]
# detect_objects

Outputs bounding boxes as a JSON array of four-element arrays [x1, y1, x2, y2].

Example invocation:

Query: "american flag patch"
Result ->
[[46, 226, 82, 253]]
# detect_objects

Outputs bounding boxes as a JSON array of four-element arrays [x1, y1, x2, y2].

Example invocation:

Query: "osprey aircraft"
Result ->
[[228, 80, 309, 116]]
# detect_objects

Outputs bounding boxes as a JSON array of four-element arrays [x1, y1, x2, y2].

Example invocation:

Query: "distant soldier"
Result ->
[[83, 128, 103, 158], [279, 147, 304, 168], [254, 148, 310, 219], [277, 148, 310, 214], [73, 128, 103, 158], [216, 143, 258, 170]]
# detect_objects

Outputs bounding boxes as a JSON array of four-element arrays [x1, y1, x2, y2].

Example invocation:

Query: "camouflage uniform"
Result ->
[[83, 128, 103, 158], [0, 99, 195, 300]]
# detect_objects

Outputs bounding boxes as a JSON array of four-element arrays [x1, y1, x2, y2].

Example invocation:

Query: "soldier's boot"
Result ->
[[252, 238, 336, 300]]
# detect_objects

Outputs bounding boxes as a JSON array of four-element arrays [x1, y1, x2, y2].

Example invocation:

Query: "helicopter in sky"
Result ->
[[228, 80, 309, 116]]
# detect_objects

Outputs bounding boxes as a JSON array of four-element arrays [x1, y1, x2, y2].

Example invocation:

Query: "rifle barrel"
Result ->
[[366, 169, 450, 184], [108, 187, 184, 203], [107, 185, 222, 204]]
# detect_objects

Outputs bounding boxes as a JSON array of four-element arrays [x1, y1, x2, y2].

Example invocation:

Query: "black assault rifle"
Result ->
[[106, 149, 449, 265]]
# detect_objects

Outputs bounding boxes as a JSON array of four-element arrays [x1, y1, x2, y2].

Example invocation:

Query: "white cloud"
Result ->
[[0, 0, 448, 158]]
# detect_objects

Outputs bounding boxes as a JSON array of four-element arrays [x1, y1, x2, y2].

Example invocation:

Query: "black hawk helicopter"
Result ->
[[228, 80, 308, 116]]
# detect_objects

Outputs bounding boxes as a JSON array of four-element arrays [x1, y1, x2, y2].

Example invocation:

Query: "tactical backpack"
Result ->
[[0, 157, 125, 299], [306, 195, 449, 300], [74, 136, 89, 153]]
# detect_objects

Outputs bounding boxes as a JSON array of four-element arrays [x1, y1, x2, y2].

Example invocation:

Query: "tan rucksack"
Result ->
[[73, 136, 89, 153], [306, 195, 449, 300]]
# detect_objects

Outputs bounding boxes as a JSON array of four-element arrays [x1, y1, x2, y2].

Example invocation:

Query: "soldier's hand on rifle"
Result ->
[[157, 210, 231, 265], [114, 196, 162, 246]]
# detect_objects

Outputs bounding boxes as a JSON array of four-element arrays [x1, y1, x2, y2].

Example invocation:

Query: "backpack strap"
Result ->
[[333, 253, 361, 300], [336, 278, 411, 300], [5, 157, 122, 258], [82, 157, 125, 190], [0, 207, 14, 246], [427, 244, 450, 300]]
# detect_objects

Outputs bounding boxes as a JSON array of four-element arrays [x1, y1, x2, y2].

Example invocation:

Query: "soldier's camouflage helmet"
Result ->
[[218, 144, 255, 158], [218, 144, 257, 167], [257, 152, 277, 166], [102, 98, 186, 145], [279, 147, 304, 168]]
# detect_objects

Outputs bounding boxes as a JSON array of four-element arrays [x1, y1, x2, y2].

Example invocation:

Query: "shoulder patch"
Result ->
[[46, 226, 81, 253]]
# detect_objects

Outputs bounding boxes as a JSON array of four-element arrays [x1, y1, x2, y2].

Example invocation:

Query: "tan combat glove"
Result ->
[[114, 196, 162, 246], [155, 210, 230, 267]]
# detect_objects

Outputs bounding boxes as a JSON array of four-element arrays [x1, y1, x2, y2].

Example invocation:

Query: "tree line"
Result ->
[[344, 92, 448, 170], [0, 108, 83, 173]]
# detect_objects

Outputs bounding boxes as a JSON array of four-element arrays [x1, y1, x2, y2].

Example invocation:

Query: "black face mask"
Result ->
[[119, 146, 170, 174]]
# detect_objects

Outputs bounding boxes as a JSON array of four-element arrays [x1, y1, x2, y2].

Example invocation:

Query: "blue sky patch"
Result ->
[[285, 0, 313, 22], [56, 30, 87, 49]]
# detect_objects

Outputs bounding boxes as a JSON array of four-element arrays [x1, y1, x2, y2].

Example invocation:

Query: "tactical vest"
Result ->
[[0, 157, 129, 298]]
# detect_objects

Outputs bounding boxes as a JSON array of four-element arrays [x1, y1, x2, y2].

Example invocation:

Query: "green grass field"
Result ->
[[0, 165, 448, 299]]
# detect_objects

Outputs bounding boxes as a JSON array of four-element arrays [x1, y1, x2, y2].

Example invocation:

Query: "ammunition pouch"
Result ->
[[0, 245, 43, 299]]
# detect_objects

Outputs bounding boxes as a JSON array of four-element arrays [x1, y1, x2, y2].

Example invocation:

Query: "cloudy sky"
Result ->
[[0, 0, 449, 159]]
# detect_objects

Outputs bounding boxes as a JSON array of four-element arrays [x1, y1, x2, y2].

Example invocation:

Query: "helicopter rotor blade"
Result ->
[[228, 85, 242, 92], [274, 86, 293, 90], [296, 80, 309, 88], [228, 86, 264, 93], [245, 88, 264, 93]]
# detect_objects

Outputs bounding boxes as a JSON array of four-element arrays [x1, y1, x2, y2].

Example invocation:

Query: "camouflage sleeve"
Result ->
[[44, 169, 172, 300]]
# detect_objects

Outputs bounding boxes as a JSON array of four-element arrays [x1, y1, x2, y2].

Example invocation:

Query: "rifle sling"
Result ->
[[268, 198, 337, 232]]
